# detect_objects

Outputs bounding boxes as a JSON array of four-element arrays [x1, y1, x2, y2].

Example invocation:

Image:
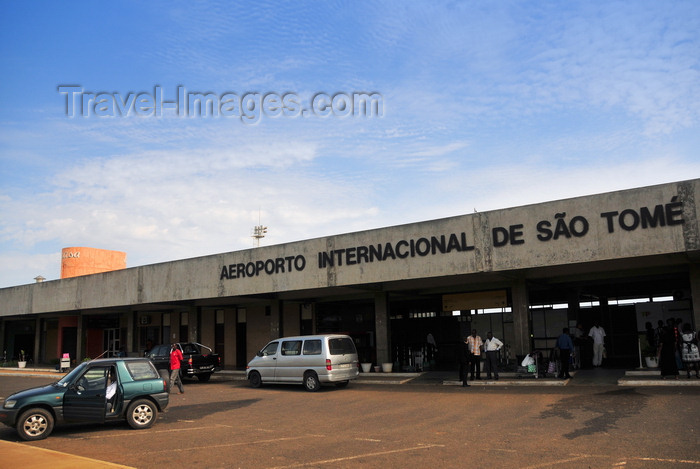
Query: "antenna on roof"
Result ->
[[252, 209, 267, 247]]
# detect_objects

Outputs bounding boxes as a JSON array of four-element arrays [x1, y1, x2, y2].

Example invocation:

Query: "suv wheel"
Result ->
[[304, 372, 321, 392], [197, 373, 211, 382], [17, 408, 54, 441], [126, 399, 158, 429]]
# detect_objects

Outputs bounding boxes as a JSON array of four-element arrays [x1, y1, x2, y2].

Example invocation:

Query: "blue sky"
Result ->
[[1, 1, 699, 287]]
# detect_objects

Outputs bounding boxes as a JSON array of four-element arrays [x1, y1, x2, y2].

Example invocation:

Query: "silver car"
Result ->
[[246, 334, 359, 391]]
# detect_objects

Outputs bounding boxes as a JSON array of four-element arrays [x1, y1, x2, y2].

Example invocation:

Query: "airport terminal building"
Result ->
[[1, 179, 699, 371]]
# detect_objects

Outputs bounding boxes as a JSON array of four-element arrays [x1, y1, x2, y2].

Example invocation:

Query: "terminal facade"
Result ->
[[1, 179, 699, 371]]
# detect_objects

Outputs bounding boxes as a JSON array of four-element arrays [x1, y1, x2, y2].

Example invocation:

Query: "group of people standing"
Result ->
[[458, 329, 503, 387], [457, 318, 699, 384], [554, 321, 606, 380], [649, 318, 700, 379]]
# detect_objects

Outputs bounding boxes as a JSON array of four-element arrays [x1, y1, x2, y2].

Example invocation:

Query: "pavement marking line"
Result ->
[[633, 457, 700, 465], [146, 435, 325, 454], [355, 438, 382, 442], [570, 453, 700, 466], [266, 443, 446, 469], [68, 425, 221, 440], [519, 455, 590, 469]]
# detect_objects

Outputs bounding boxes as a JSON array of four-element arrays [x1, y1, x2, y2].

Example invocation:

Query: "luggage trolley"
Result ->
[[60, 353, 71, 372], [517, 350, 547, 379]]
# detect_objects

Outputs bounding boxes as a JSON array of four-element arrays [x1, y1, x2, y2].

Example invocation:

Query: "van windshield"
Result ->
[[328, 338, 356, 355]]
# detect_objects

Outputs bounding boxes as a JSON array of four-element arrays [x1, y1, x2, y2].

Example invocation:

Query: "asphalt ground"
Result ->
[[1, 371, 699, 469]]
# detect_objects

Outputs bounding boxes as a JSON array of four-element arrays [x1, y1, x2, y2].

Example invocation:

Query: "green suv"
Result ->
[[0, 357, 169, 440]]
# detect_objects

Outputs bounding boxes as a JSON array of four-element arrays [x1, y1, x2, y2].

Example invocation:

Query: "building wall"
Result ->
[[1, 180, 698, 317]]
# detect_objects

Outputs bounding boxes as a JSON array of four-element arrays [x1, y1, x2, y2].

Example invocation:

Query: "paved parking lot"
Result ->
[[1, 375, 699, 468]]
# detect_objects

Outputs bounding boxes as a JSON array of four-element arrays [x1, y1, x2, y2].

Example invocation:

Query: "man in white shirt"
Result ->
[[588, 321, 606, 367], [483, 331, 504, 380]]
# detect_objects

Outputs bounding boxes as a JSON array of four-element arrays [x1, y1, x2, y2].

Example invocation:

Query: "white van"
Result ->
[[246, 334, 359, 391]]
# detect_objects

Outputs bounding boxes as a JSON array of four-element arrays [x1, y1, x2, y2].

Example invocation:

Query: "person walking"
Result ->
[[169, 344, 185, 394], [466, 329, 483, 380], [680, 323, 700, 379], [588, 321, 606, 367], [458, 336, 471, 387], [556, 328, 574, 379], [483, 331, 503, 380]]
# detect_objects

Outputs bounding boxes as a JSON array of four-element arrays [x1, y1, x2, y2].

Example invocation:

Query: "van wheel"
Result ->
[[197, 373, 211, 382], [249, 371, 262, 388], [304, 372, 320, 392], [335, 381, 349, 388], [17, 408, 54, 441]]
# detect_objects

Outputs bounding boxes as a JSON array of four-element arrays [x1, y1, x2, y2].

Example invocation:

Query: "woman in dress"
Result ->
[[680, 323, 700, 379], [658, 320, 679, 379]]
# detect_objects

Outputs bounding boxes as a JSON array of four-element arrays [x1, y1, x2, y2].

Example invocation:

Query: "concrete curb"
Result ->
[[3, 367, 700, 386], [442, 379, 568, 386]]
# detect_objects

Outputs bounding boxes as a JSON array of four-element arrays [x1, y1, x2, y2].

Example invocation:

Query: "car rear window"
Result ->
[[126, 361, 159, 380], [328, 337, 357, 355], [180, 343, 199, 354]]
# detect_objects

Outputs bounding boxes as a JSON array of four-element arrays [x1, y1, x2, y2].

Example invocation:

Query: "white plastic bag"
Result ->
[[521, 354, 535, 366]]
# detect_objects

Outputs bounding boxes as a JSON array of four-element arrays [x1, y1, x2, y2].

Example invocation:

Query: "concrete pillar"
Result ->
[[170, 312, 180, 343], [126, 311, 135, 355], [34, 318, 41, 364], [0, 320, 5, 360], [189, 309, 198, 343], [76, 312, 83, 361], [511, 279, 530, 357], [269, 300, 282, 339], [224, 308, 237, 370], [374, 292, 390, 364], [567, 289, 581, 325], [690, 264, 700, 328]]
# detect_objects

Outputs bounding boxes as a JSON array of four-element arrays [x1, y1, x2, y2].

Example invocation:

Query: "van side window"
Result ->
[[261, 342, 279, 356], [303, 339, 322, 355], [281, 340, 302, 356]]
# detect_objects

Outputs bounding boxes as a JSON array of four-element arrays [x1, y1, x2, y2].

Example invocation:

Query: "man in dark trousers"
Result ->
[[169, 344, 185, 394], [458, 336, 471, 387], [556, 328, 574, 379], [466, 329, 484, 380]]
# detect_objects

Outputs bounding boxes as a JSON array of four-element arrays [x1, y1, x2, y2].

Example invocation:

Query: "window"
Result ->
[[329, 337, 357, 355], [303, 339, 322, 355], [126, 361, 159, 380], [281, 340, 302, 356], [261, 342, 278, 356], [81, 366, 109, 390], [149, 345, 168, 358]]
